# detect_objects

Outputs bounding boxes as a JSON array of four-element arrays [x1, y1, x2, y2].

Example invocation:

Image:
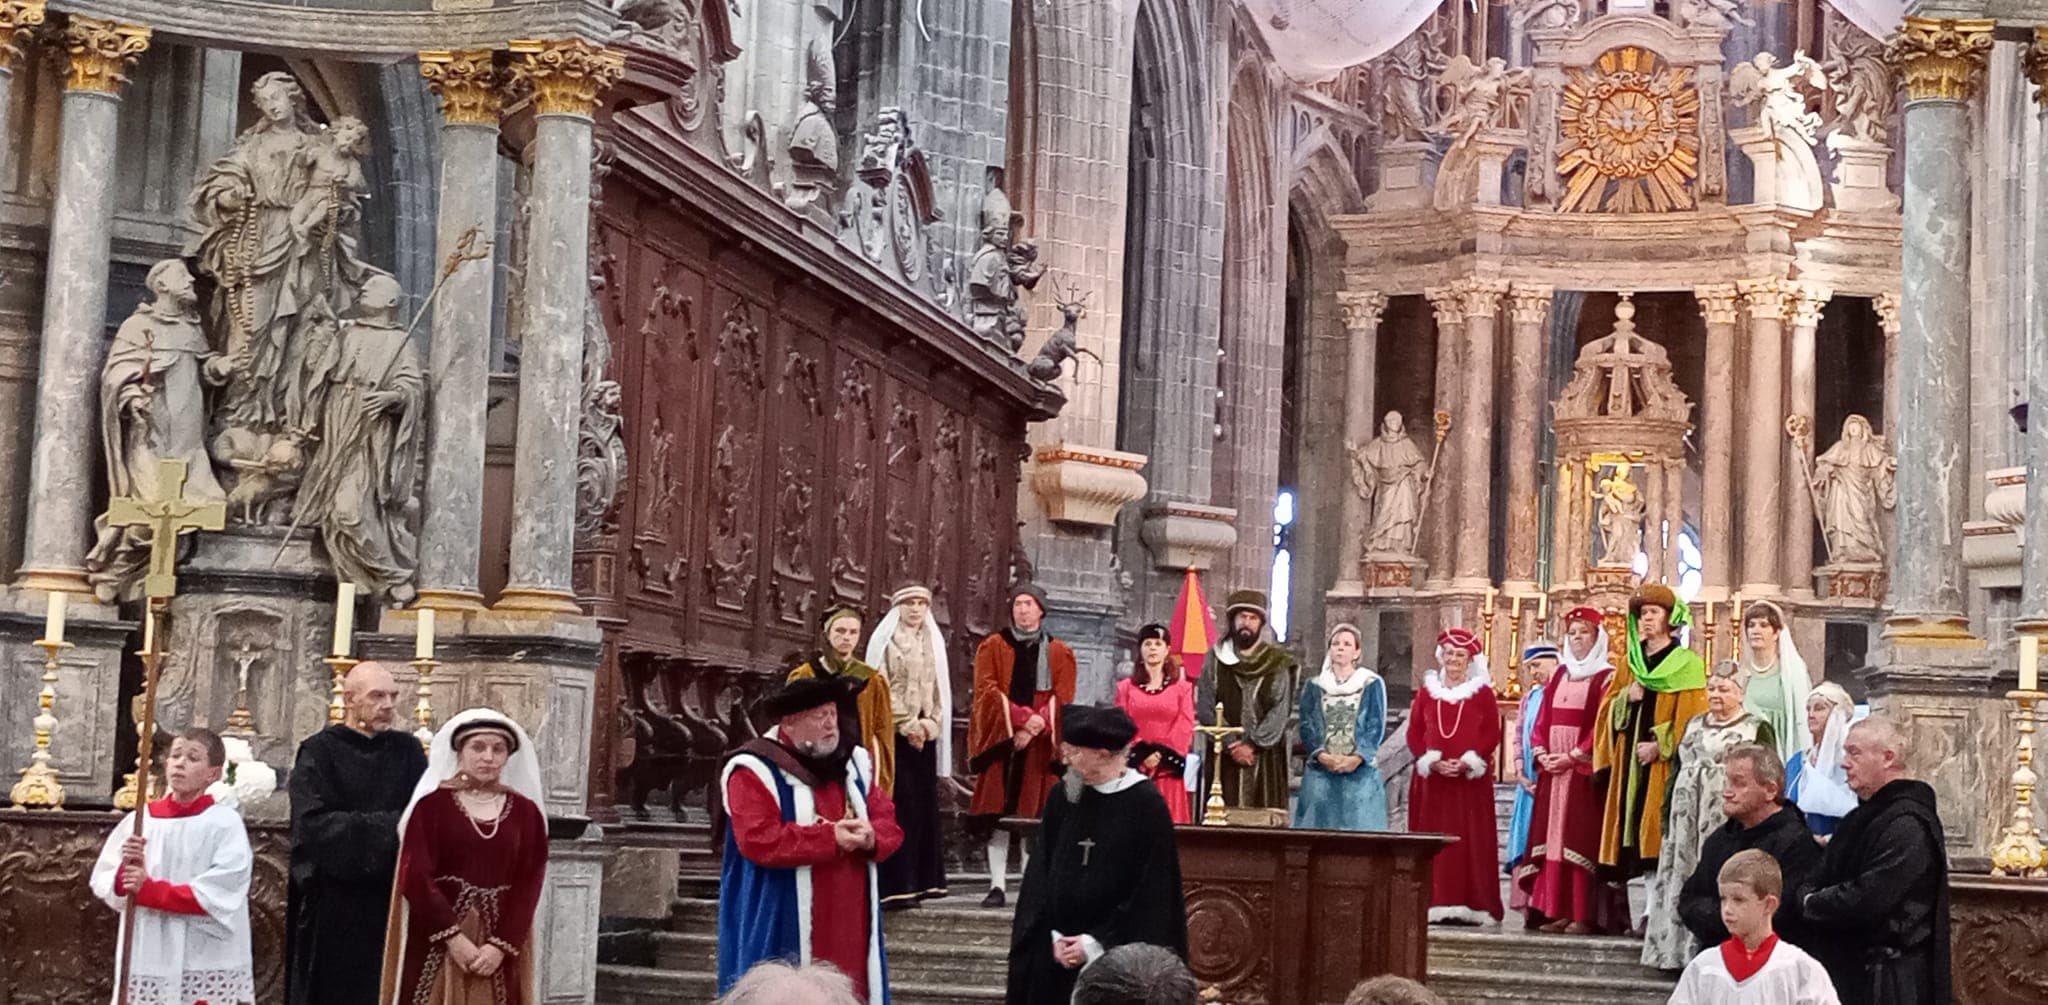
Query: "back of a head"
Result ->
[[713, 960, 860, 1005], [1345, 974, 1447, 1005], [1070, 944, 1199, 1005]]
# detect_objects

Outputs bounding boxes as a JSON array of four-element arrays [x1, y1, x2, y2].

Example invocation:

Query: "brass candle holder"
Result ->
[[114, 601, 168, 811], [1503, 597, 1525, 700], [411, 656, 440, 751], [10, 637, 75, 808], [1990, 689, 2047, 878], [1194, 702, 1234, 826], [325, 655, 361, 725]]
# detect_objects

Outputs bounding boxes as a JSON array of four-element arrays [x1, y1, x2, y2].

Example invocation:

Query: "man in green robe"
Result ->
[[1196, 590, 1298, 811], [1594, 584, 1709, 889]]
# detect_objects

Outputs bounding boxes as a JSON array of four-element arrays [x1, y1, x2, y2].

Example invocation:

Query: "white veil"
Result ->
[[1797, 682, 1860, 819], [864, 602, 955, 777], [1559, 622, 1612, 680], [1740, 601, 1813, 760], [398, 708, 546, 833]]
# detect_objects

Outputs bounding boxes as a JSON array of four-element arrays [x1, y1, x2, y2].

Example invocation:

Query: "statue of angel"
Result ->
[[1821, 13, 1894, 147], [1729, 51, 1828, 146], [1433, 55, 1532, 154]]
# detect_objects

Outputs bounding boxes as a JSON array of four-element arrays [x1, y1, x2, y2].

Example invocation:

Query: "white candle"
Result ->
[[1536, 593, 1548, 623], [415, 607, 436, 661], [45, 591, 66, 645], [142, 607, 155, 655], [2022, 635, 2040, 693], [332, 582, 356, 657]]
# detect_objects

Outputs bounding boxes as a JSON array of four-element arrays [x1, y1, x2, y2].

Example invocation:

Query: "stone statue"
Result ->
[[783, 39, 838, 223], [1812, 415, 1896, 566], [86, 260, 231, 602], [1434, 55, 1529, 153], [1821, 13, 1894, 147], [967, 181, 1043, 350], [1509, 0, 1581, 33], [291, 274, 424, 603], [1596, 467, 1645, 567], [1375, 26, 1446, 142], [1026, 280, 1101, 383], [1352, 411, 1429, 557], [1674, 0, 1754, 30], [1729, 52, 1827, 147]]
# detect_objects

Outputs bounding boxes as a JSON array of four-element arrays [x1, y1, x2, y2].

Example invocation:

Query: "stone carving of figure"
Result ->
[[1596, 467, 1645, 567], [1026, 283, 1100, 383], [576, 285, 627, 538], [86, 260, 232, 602], [1352, 411, 1429, 557], [1729, 52, 1828, 146], [783, 40, 838, 223], [1821, 13, 1894, 147], [1376, 26, 1447, 143], [292, 274, 424, 603], [1434, 55, 1530, 153], [967, 182, 1044, 350], [1674, 0, 1755, 30], [1811, 415, 1896, 566], [1510, 0, 1581, 33]]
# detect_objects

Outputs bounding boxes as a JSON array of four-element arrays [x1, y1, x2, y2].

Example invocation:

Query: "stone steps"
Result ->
[[595, 964, 1006, 1004], [1429, 930, 1676, 1005]]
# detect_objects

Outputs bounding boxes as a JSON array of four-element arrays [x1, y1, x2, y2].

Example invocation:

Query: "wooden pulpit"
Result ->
[[1178, 826, 1452, 1005]]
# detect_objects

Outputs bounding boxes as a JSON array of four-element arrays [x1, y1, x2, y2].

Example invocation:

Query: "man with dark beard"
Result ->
[[1008, 705, 1186, 1005], [719, 675, 903, 1004], [1196, 590, 1299, 811], [967, 583, 1078, 907]]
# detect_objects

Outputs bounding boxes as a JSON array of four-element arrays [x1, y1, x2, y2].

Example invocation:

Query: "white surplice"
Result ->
[[1669, 939, 1841, 1005], [89, 799, 255, 1005]]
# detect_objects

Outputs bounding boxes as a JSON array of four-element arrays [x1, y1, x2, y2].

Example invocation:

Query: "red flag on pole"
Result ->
[[1168, 567, 1217, 679]]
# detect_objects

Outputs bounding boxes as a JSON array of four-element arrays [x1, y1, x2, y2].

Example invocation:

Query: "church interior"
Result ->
[[1, 0, 2047, 1002]]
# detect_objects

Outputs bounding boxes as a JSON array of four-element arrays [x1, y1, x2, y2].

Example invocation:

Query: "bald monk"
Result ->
[[286, 662, 429, 1005]]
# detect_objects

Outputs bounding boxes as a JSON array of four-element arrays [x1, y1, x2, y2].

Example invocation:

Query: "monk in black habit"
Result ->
[[1008, 705, 1186, 1005], [286, 662, 429, 1005], [1794, 716, 1951, 1005]]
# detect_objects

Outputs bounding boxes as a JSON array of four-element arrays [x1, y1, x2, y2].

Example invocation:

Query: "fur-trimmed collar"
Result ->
[[1423, 659, 1493, 702]]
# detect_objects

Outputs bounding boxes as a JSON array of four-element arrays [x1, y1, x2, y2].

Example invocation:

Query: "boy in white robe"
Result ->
[[1670, 849, 1837, 1005], [90, 728, 256, 1005]]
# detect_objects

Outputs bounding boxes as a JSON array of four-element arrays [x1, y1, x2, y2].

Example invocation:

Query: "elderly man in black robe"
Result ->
[[1795, 715, 1950, 1005], [286, 661, 428, 1005], [1008, 705, 1186, 1005]]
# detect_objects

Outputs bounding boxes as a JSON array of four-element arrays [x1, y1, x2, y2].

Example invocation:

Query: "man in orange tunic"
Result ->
[[967, 582, 1077, 907]]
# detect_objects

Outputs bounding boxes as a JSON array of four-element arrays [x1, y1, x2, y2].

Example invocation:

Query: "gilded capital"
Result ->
[[1886, 16, 1994, 104], [63, 15, 148, 93], [1336, 290, 1388, 333], [1736, 278, 1791, 321], [507, 37, 624, 118], [1693, 284, 1740, 327], [0, 1, 46, 71], [420, 49, 503, 127], [1424, 285, 1466, 328], [1508, 284, 1554, 327]]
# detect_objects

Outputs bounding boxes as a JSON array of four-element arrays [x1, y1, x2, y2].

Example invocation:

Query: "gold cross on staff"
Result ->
[[103, 459, 227, 598]]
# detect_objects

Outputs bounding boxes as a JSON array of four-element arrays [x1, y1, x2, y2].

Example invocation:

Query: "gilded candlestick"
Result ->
[[411, 656, 440, 751], [1990, 689, 2047, 877], [10, 637, 74, 808], [1504, 604, 1524, 699], [326, 655, 360, 725]]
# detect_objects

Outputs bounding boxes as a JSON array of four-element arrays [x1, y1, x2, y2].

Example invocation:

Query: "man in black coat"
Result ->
[[1795, 715, 1951, 1005], [1678, 743, 1822, 948]]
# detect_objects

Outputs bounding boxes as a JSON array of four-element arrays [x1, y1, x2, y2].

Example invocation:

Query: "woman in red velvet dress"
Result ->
[[1115, 623, 1196, 823], [1407, 627, 1505, 925], [381, 710, 549, 1005], [1514, 606, 1621, 934]]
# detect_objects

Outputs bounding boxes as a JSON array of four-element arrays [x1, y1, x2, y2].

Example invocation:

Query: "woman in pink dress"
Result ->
[[1513, 606, 1620, 934], [1116, 623, 1196, 823]]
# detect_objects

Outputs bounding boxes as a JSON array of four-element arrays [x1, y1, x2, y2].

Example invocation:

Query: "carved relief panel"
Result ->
[[880, 383, 929, 596], [627, 250, 702, 600], [700, 290, 768, 642], [768, 318, 829, 634], [829, 355, 881, 603]]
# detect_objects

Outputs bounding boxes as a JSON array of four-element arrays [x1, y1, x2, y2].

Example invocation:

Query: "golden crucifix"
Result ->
[[104, 458, 227, 598]]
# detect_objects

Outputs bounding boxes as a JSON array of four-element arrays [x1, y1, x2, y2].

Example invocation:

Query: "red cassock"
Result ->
[[1513, 667, 1615, 925], [1407, 681, 1505, 922], [725, 766, 904, 1001], [966, 633, 1078, 820]]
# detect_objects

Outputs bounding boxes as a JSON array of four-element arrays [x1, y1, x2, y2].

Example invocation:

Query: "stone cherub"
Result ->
[[1026, 278, 1101, 383]]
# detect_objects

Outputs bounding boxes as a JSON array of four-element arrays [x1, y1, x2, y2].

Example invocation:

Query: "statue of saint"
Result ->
[[1352, 411, 1429, 557], [86, 260, 231, 602], [968, 184, 1042, 348], [1812, 415, 1896, 566], [1596, 467, 1645, 567], [783, 41, 838, 221], [292, 274, 424, 603]]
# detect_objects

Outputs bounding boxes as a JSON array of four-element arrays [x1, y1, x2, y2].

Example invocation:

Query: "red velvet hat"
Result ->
[[1436, 627, 1482, 656], [1564, 606, 1604, 627]]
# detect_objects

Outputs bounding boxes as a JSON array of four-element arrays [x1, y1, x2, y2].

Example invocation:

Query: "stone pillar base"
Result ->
[[1366, 141, 1441, 212], [1815, 564, 1887, 605], [0, 589, 131, 807], [1865, 643, 2009, 871], [1827, 137, 1900, 214], [535, 834, 607, 1004], [494, 587, 586, 616], [416, 587, 489, 612]]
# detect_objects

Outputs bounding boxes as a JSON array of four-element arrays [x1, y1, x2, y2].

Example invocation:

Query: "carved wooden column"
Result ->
[[1694, 285, 1739, 599], [1502, 284, 1551, 595], [1422, 287, 1466, 589], [1735, 278, 1789, 600], [498, 38, 623, 614], [1783, 282, 1830, 599], [1334, 291, 1387, 594], [417, 50, 503, 612], [14, 16, 149, 594], [0, 2, 45, 135], [1451, 280, 1507, 591]]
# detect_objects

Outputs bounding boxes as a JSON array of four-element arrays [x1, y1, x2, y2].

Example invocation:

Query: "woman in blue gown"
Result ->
[[1294, 623, 1388, 831]]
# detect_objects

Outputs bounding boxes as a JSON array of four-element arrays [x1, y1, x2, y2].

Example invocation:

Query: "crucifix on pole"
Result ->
[[99, 457, 225, 1005]]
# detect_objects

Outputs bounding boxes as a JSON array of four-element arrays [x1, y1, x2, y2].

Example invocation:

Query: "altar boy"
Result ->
[[1669, 849, 1837, 1004], [91, 728, 256, 1005]]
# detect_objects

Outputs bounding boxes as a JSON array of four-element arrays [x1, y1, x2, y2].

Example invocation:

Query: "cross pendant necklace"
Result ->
[[1077, 837, 1095, 866]]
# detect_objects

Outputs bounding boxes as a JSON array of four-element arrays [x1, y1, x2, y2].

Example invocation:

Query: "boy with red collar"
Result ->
[[91, 728, 256, 1004], [1670, 849, 1838, 1004]]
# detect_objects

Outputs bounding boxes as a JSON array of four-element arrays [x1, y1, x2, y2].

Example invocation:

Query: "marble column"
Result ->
[[14, 16, 150, 594], [1422, 287, 1467, 588], [417, 50, 504, 613], [0, 2, 46, 135], [1694, 285, 1739, 599], [1451, 280, 1507, 591], [1734, 278, 1789, 600], [499, 39, 623, 615], [1662, 457, 1683, 585], [1875, 292, 1900, 442], [1783, 283, 1829, 598], [1502, 285, 1551, 595], [2023, 33, 2048, 633], [1885, 17, 1992, 641], [1334, 291, 1387, 593]]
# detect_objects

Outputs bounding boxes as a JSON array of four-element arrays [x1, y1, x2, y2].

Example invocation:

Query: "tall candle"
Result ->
[[142, 606, 155, 655], [1483, 587, 1496, 615], [1510, 594, 1523, 619], [44, 590, 66, 645], [2022, 635, 2040, 693], [1536, 593, 1548, 623], [1704, 601, 1716, 630], [1731, 593, 1743, 632], [332, 582, 357, 657], [415, 607, 436, 660]]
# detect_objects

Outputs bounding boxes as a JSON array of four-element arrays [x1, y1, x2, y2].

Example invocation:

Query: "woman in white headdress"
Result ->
[[1292, 623, 1387, 832], [1737, 600, 1812, 763], [380, 709, 549, 1005], [866, 584, 954, 907], [1786, 681, 1860, 837]]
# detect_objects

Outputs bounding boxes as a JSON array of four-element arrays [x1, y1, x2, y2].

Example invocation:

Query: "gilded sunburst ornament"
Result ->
[[1556, 46, 1701, 213]]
